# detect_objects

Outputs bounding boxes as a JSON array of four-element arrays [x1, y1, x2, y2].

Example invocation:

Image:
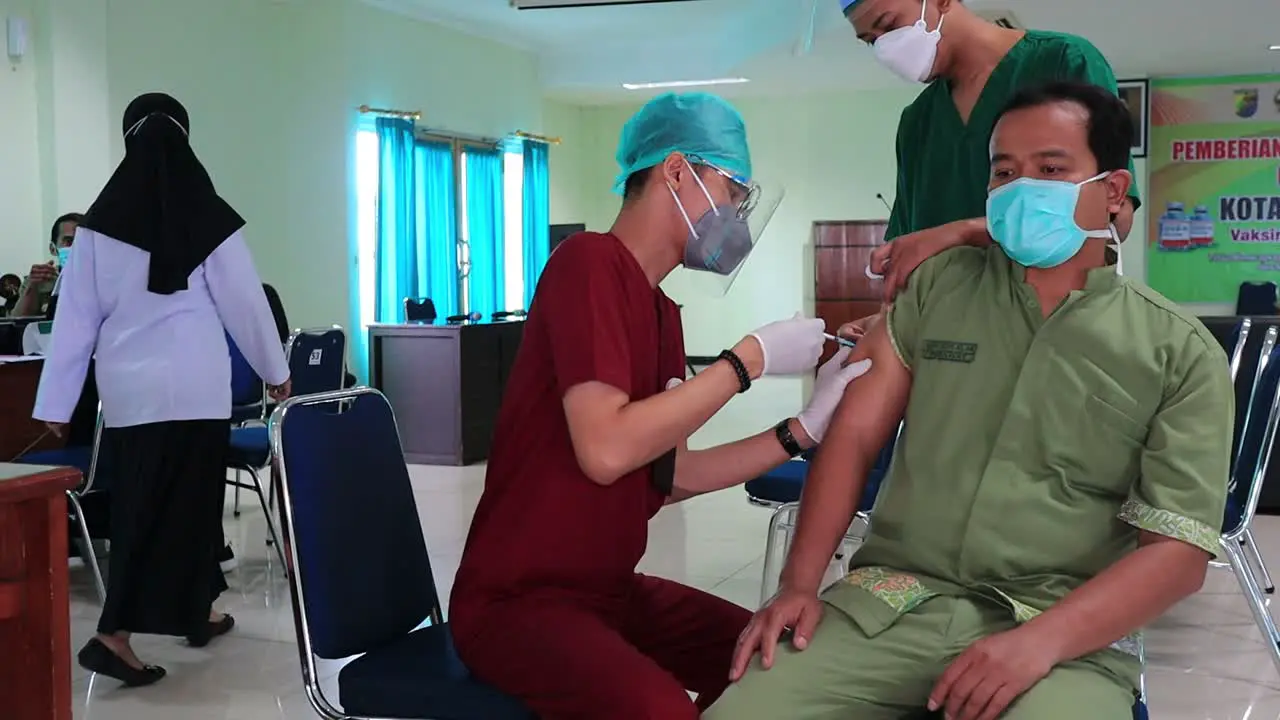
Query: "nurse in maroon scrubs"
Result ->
[[451, 92, 872, 720]]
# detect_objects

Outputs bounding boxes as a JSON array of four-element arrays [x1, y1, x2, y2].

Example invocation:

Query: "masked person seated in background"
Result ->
[[450, 92, 872, 720], [708, 81, 1232, 720], [12, 212, 84, 318], [0, 274, 21, 316]]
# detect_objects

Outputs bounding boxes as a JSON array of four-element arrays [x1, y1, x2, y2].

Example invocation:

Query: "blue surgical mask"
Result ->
[[668, 162, 753, 275], [56, 247, 71, 269], [986, 172, 1114, 268]]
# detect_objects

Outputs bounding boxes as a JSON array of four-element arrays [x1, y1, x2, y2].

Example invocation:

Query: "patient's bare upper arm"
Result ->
[[827, 321, 912, 462]]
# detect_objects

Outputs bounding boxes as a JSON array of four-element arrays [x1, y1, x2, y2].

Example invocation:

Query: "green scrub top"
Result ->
[[886, 30, 1142, 241], [822, 246, 1231, 687]]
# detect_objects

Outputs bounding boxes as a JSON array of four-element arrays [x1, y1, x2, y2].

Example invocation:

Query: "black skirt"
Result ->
[[97, 419, 228, 636]]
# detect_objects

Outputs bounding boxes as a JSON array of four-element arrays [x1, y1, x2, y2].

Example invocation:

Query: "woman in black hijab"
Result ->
[[33, 92, 292, 686]]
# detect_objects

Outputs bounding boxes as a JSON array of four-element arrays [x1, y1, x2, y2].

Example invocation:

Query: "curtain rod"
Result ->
[[514, 130, 561, 145], [357, 104, 422, 121], [416, 127, 502, 147]]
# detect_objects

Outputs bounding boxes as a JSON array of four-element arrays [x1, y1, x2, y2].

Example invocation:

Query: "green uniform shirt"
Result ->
[[887, 30, 1142, 241], [822, 247, 1232, 683]]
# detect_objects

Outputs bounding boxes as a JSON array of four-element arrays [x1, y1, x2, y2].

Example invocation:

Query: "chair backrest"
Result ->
[[1237, 281, 1278, 316], [227, 333, 264, 406], [1229, 317, 1253, 384], [1225, 326, 1280, 537], [271, 387, 441, 664], [262, 283, 291, 344], [404, 297, 437, 323], [284, 326, 347, 397]]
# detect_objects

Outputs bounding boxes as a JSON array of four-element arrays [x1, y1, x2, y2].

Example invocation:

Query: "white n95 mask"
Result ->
[[873, 0, 944, 84]]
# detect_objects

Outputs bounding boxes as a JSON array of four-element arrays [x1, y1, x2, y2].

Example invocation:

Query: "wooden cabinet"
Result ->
[[0, 463, 79, 720]]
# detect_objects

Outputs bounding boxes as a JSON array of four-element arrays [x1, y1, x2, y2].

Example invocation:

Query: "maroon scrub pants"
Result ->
[[453, 574, 752, 720]]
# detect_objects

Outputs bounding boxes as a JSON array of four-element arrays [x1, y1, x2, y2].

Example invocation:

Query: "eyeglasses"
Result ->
[[690, 156, 761, 221]]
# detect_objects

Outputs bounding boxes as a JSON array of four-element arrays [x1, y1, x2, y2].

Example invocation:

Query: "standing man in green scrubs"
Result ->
[[837, 0, 1140, 331], [707, 82, 1230, 720]]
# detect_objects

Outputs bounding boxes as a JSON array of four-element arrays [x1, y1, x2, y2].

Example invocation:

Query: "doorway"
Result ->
[[813, 220, 888, 364]]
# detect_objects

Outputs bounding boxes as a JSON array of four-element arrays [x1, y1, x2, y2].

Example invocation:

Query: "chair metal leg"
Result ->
[[245, 467, 286, 568], [267, 467, 276, 515], [1242, 529, 1276, 594], [1224, 537, 1280, 677], [67, 491, 106, 604], [760, 505, 788, 607], [233, 470, 242, 518]]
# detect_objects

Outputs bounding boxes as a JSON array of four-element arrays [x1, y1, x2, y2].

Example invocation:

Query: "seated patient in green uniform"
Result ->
[[707, 81, 1233, 720]]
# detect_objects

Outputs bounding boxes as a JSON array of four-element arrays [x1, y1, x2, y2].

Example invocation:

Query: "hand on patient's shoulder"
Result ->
[[729, 589, 825, 682], [797, 348, 872, 444]]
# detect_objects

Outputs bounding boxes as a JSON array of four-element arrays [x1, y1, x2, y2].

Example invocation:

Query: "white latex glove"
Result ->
[[796, 347, 873, 444], [748, 313, 826, 377]]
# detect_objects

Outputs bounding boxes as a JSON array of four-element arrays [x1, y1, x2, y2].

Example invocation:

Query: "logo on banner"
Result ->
[[1235, 88, 1259, 119], [309, 349, 323, 366]]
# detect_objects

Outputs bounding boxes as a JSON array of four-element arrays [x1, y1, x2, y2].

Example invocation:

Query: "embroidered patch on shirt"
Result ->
[[844, 566, 936, 614], [921, 340, 978, 363]]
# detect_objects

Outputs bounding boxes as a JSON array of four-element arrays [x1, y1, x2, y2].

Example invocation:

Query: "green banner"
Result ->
[[1147, 74, 1280, 302]]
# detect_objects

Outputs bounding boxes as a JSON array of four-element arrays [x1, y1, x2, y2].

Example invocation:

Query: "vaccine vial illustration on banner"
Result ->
[[1158, 202, 1192, 251], [1189, 205, 1216, 248]]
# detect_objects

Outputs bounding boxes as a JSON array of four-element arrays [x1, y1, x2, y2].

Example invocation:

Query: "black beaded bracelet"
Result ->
[[717, 349, 752, 394]]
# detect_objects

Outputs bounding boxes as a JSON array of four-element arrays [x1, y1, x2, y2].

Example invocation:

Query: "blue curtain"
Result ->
[[415, 140, 459, 318], [374, 117, 417, 323], [522, 141, 550, 309], [465, 148, 505, 318]]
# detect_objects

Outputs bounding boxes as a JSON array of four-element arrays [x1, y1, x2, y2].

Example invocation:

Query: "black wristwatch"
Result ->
[[774, 419, 805, 458]]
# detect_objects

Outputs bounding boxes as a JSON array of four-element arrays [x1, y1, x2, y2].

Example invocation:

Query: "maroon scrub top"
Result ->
[[452, 232, 687, 606]]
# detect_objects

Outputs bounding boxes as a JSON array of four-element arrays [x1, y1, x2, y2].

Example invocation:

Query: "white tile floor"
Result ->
[[67, 410, 1280, 719]]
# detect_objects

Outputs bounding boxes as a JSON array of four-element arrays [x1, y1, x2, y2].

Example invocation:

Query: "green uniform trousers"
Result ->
[[704, 596, 1135, 720]]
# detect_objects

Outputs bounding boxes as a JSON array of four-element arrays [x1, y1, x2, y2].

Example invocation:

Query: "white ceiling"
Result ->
[[365, 0, 1280, 104]]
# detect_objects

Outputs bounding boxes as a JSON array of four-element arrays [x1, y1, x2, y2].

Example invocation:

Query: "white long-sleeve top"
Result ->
[[33, 228, 289, 428]]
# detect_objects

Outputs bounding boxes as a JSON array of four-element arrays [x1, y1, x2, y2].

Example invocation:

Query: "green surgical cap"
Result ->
[[612, 92, 752, 194]]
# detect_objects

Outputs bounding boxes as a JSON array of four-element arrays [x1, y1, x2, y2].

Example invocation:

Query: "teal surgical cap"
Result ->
[[612, 92, 752, 194], [840, 0, 860, 13]]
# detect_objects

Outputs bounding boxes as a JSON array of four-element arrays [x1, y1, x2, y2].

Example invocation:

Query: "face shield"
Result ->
[[668, 156, 784, 298]]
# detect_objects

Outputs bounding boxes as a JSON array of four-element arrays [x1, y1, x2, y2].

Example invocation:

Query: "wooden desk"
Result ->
[[0, 359, 62, 462], [369, 321, 524, 465], [0, 463, 79, 720]]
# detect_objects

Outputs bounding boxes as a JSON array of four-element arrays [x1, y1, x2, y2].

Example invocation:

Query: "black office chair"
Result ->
[[405, 298, 438, 323]]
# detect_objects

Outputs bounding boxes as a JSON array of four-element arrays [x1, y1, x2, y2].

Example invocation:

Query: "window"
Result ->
[[355, 130, 535, 326]]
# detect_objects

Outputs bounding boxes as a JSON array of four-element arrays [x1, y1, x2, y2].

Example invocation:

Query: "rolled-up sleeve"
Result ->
[[33, 233, 101, 423], [1118, 333, 1232, 556], [205, 231, 289, 387]]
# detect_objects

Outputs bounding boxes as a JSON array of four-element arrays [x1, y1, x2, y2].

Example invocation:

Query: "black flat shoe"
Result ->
[[78, 638, 166, 688], [187, 614, 235, 648]]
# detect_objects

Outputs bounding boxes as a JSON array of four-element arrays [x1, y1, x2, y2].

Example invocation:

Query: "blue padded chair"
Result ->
[[258, 326, 350, 514], [284, 326, 347, 398], [228, 334, 274, 519], [270, 387, 532, 720], [1224, 318, 1275, 594], [752, 427, 901, 604], [229, 332, 269, 425], [1219, 325, 1280, 677], [17, 410, 109, 602], [226, 422, 285, 567], [405, 298, 437, 323]]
